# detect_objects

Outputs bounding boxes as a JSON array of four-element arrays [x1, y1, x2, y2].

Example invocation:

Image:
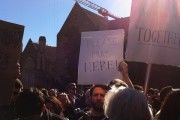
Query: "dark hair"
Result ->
[[66, 83, 76, 89], [45, 96, 62, 115], [15, 78, 23, 90], [134, 84, 144, 91], [41, 88, 49, 99], [89, 85, 109, 96], [160, 86, 173, 103], [15, 88, 45, 118], [159, 89, 180, 120]]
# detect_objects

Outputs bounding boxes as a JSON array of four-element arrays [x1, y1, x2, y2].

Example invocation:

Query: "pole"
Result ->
[[144, 63, 152, 95]]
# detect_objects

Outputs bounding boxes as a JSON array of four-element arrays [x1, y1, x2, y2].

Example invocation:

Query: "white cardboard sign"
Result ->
[[126, 0, 180, 66], [78, 29, 124, 85]]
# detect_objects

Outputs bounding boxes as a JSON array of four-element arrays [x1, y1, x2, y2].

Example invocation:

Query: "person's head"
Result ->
[[41, 88, 49, 99], [66, 82, 77, 95], [147, 88, 157, 99], [147, 88, 158, 96], [11, 78, 23, 103], [57, 92, 71, 109], [13, 78, 23, 95], [14, 78, 23, 93], [89, 85, 109, 112], [15, 88, 45, 118], [159, 89, 180, 120], [160, 86, 173, 104], [105, 88, 152, 120], [45, 96, 63, 115], [48, 89, 57, 97]]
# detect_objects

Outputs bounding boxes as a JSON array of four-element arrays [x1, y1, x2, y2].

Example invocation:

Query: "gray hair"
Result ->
[[104, 88, 152, 120]]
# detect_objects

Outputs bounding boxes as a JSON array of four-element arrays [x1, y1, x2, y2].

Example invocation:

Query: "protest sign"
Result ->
[[78, 29, 124, 84], [126, 0, 180, 66]]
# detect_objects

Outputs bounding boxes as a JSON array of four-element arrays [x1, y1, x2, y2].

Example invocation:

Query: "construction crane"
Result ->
[[74, 0, 120, 19]]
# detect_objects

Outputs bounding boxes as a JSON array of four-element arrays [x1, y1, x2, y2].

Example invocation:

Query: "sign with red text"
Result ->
[[78, 29, 124, 85], [126, 0, 180, 66]]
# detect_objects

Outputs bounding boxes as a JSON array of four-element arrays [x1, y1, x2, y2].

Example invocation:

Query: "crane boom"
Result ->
[[75, 0, 120, 19]]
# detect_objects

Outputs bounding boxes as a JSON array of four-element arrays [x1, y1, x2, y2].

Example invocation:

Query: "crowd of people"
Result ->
[[1, 61, 180, 120]]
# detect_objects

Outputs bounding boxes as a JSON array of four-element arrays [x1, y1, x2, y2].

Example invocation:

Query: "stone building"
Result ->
[[56, 3, 109, 86], [0, 20, 24, 105], [21, 36, 57, 88]]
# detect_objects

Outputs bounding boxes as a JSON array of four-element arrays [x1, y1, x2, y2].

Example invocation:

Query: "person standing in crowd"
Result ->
[[78, 85, 109, 120], [66, 83, 79, 106], [11, 78, 23, 104], [104, 88, 152, 120], [0, 62, 22, 120], [65, 83, 78, 106], [104, 61, 153, 120], [14, 88, 68, 120]]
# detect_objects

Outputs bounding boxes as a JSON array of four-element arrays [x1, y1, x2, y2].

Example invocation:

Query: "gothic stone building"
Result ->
[[21, 36, 57, 88]]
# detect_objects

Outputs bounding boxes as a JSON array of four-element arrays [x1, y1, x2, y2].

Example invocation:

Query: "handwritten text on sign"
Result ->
[[78, 29, 124, 84]]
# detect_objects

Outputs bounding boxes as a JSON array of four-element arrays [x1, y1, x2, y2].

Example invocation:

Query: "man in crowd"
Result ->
[[66, 83, 77, 105], [79, 85, 109, 120]]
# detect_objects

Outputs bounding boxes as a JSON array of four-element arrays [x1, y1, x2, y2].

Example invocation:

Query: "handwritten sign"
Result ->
[[78, 29, 124, 85]]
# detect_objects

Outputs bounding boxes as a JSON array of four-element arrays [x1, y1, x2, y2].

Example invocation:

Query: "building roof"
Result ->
[[22, 38, 56, 63], [57, 2, 109, 40], [108, 17, 130, 32], [0, 19, 24, 30]]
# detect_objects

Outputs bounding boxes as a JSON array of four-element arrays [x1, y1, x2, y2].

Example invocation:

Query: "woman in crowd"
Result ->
[[104, 88, 152, 120]]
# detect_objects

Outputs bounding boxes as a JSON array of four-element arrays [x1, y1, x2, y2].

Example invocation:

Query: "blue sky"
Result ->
[[0, 0, 132, 49]]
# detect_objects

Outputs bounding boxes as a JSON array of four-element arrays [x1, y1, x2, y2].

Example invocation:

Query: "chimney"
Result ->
[[39, 36, 46, 47]]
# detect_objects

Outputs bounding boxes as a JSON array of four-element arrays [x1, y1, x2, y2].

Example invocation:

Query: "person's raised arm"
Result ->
[[118, 61, 134, 89]]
